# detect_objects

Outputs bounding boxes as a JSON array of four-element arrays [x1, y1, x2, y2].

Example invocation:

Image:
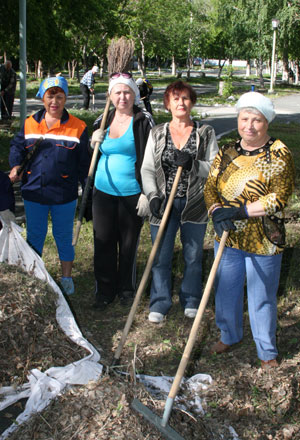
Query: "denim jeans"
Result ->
[[149, 197, 207, 315], [214, 241, 283, 361]]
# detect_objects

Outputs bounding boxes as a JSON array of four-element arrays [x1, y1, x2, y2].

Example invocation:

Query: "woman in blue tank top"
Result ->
[[90, 73, 154, 309]]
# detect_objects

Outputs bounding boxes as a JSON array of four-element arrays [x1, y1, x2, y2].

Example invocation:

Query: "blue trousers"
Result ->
[[150, 197, 207, 315], [214, 241, 282, 361], [24, 200, 76, 261]]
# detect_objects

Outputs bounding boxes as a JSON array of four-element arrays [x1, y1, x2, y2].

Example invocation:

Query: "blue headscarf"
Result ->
[[36, 76, 69, 99]]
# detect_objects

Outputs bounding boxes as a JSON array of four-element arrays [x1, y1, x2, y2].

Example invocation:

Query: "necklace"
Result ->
[[241, 137, 270, 151], [114, 114, 132, 125]]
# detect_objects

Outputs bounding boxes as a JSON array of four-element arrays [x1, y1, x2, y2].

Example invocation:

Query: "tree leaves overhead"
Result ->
[[0, 0, 299, 72]]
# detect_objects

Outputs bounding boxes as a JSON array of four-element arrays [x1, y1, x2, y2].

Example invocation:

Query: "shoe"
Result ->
[[210, 340, 230, 354], [60, 277, 74, 295], [119, 291, 134, 306], [261, 359, 279, 369], [148, 312, 164, 323], [184, 308, 197, 318], [92, 297, 113, 310]]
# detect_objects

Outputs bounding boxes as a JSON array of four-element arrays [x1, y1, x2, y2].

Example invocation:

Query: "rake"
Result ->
[[132, 230, 229, 439]]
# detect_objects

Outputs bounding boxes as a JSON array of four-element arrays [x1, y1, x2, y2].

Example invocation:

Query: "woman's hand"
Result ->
[[91, 129, 105, 149], [212, 206, 248, 237], [136, 194, 150, 217], [9, 166, 21, 184], [174, 150, 193, 171], [149, 197, 162, 219]]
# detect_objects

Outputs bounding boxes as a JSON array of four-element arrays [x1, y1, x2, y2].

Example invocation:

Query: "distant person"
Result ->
[[141, 80, 219, 323], [204, 91, 295, 369], [0, 60, 17, 120], [136, 77, 153, 114], [0, 170, 15, 230], [9, 76, 90, 296], [80, 66, 99, 110]]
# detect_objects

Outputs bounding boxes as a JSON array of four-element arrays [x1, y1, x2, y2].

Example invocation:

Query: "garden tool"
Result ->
[[17, 137, 44, 176], [132, 230, 229, 440], [1, 94, 10, 118]]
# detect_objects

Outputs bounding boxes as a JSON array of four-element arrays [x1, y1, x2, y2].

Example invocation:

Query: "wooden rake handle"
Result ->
[[161, 230, 228, 427], [168, 230, 228, 398], [72, 97, 111, 246], [112, 166, 183, 364]]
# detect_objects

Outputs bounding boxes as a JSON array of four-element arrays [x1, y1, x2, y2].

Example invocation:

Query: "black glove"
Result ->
[[212, 207, 248, 238], [212, 218, 236, 237], [83, 199, 93, 222], [174, 150, 193, 171], [212, 206, 248, 222], [150, 197, 162, 219]]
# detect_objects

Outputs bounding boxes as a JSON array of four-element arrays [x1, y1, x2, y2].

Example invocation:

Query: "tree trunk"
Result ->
[[281, 48, 289, 82], [68, 61, 71, 78], [82, 44, 88, 70], [246, 59, 251, 77], [171, 56, 176, 76], [99, 56, 104, 79], [295, 61, 299, 85], [76, 64, 80, 83], [217, 59, 226, 79], [38, 60, 43, 78], [140, 39, 146, 76], [257, 57, 264, 88]]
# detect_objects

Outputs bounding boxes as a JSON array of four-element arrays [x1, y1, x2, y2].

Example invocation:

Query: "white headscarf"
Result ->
[[236, 91, 276, 123], [108, 76, 140, 105]]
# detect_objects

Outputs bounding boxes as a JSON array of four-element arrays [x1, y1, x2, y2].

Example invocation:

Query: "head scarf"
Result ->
[[108, 76, 140, 105], [236, 91, 276, 123], [36, 76, 69, 99]]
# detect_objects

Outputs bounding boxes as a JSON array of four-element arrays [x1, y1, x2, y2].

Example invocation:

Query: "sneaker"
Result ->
[[184, 308, 197, 319], [148, 312, 164, 323], [60, 277, 74, 295]]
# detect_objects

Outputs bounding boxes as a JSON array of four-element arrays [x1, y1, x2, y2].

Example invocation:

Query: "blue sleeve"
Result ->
[[9, 124, 26, 168]]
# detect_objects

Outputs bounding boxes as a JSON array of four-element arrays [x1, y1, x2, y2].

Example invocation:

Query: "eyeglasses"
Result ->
[[110, 72, 132, 80]]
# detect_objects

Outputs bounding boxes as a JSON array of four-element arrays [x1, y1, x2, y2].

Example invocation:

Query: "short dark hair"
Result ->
[[163, 80, 197, 109]]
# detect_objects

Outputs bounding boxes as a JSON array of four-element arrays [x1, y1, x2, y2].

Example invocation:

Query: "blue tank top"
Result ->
[[94, 119, 141, 196]]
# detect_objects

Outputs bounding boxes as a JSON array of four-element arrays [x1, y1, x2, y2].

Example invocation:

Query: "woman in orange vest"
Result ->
[[9, 77, 90, 296]]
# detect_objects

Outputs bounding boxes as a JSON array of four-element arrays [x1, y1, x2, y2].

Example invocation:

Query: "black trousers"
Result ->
[[93, 189, 143, 302], [80, 83, 90, 110], [1, 91, 14, 118], [143, 97, 153, 114]]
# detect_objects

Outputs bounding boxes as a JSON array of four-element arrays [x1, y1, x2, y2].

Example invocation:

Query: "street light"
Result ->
[[269, 18, 279, 93]]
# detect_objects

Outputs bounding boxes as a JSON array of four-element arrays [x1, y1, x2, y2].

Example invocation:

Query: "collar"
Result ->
[[33, 108, 69, 124], [235, 138, 275, 156]]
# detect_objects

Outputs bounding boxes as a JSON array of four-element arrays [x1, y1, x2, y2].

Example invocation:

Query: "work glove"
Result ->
[[91, 128, 105, 149], [212, 206, 248, 238], [136, 194, 150, 217], [149, 197, 162, 219], [0, 209, 16, 226], [174, 150, 193, 171]]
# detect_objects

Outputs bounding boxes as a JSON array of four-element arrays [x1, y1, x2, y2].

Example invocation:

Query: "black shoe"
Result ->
[[92, 297, 114, 310], [119, 291, 134, 306]]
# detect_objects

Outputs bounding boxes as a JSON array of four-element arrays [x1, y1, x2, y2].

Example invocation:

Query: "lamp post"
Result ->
[[269, 18, 279, 94]]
